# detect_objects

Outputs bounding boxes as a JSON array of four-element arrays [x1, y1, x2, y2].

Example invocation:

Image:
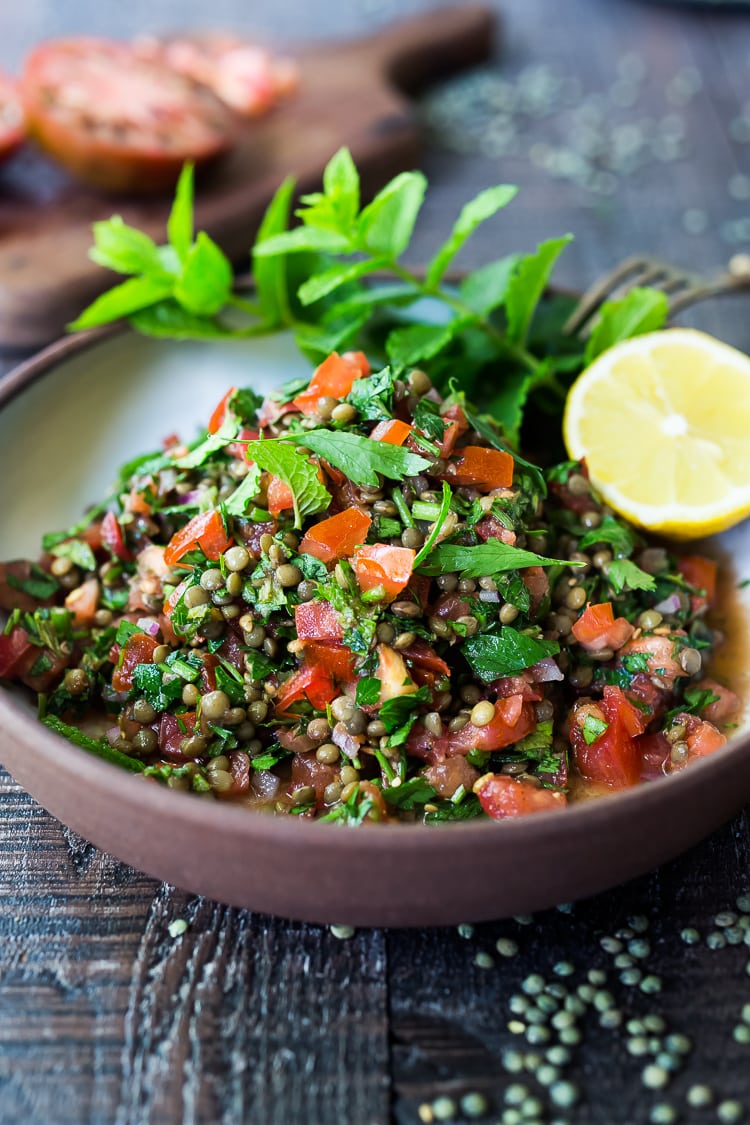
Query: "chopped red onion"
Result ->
[[654, 593, 681, 615], [479, 589, 501, 603], [136, 616, 161, 637], [529, 657, 564, 682]]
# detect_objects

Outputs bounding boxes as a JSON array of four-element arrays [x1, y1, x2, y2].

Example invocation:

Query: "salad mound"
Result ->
[[0, 352, 740, 824]]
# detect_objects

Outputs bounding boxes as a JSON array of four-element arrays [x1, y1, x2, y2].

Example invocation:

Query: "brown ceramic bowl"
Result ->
[[1, 325, 749, 927]]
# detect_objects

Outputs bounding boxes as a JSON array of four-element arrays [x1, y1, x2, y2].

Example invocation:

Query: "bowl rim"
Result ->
[[1, 316, 749, 854]]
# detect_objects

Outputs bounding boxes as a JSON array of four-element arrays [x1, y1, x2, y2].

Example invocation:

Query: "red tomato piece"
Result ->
[[475, 515, 517, 545], [370, 419, 413, 446], [571, 602, 635, 653], [0, 71, 25, 164], [570, 685, 648, 788], [0, 627, 34, 678], [683, 714, 727, 763], [163, 577, 191, 618], [208, 386, 236, 434], [304, 642, 358, 683], [444, 446, 514, 490], [294, 601, 343, 642], [101, 511, 132, 562], [112, 631, 160, 692], [475, 773, 567, 818], [677, 555, 717, 611], [21, 38, 234, 193], [435, 695, 536, 758], [158, 711, 197, 761], [300, 509, 372, 564], [292, 352, 368, 415], [353, 544, 415, 601], [275, 662, 336, 713], [266, 475, 294, 516], [64, 576, 100, 627], [164, 509, 232, 565], [437, 404, 469, 458], [522, 566, 549, 616], [694, 678, 740, 725]]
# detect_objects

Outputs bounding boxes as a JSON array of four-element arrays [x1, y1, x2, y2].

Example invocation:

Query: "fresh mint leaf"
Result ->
[[292, 429, 431, 488], [426, 185, 518, 288], [505, 235, 572, 345], [383, 775, 437, 810], [89, 215, 165, 276], [129, 301, 234, 339], [482, 369, 535, 446], [356, 677, 381, 707], [295, 146, 360, 236], [298, 256, 385, 307], [42, 715, 145, 772], [357, 171, 427, 259], [585, 287, 669, 363], [463, 627, 560, 682], [174, 232, 233, 316], [224, 464, 263, 517], [253, 176, 296, 327], [606, 558, 657, 594], [417, 540, 579, 578], [386, 322, 459, 368], [69, 274, 175, 330], [51, 539, 97, 572], [253, 225, 353, 258], [578, 514, 638, 557], [459, 254, 520, 316], [347, 367, 394, 421], [167, 164, 194, 262], [293, 313, 369, 361], [242, 439, 331, 526]]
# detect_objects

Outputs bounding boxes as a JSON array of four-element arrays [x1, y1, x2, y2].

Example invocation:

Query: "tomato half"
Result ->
[[21, 38, 234, 193], [0, 71, 24, 164]]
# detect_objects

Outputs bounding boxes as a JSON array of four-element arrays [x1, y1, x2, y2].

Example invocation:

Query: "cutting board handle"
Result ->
[[349, 3, 495, 93]]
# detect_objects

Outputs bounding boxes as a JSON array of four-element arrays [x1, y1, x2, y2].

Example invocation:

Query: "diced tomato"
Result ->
[[295, 601, 343, 642], [300, 509, 372, 564], [571, 602, 634, 653], [353, 544, 415, 601], [523, 566, 549, 616], [304, 642, 358, 682], [0, 627, 35, 678], [476, 515, 516, 545], [291, 752, 339, 803], [370, 419, 413, 446], [430, 694, 536, 760], [226, 750, 251, 796], [683, 714, 727, 763], [64, 576, 100, 627], [207, 386, 236, 433], [678, 555, 717, 611], [694, 678, 740, 725], [490, 675, 543, 702], [638, 732, 671, 781], [159, 711, 197, 760], [406, 574, 432, 612], [266, 475, 294, 516], [164, 509, 232, 565], [275, 662, 336, 713], [199, 652, 218, 693], [425, 757, 480, 799], [444, 446, 514, 490], [619, 634, 687, 688], [112, 631, 160, 692], [292, 352, 368, 415], [101, 510, 133, 562], [570, 685, 648, 788], [163, 577, 191, 618], [400, 639, 451, 681], [437, 403, 469, 458], [475, 773, 567, 818]]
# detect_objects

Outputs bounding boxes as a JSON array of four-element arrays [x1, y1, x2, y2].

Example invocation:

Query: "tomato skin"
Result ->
[[475, 773, 567, 818], [677, 555, 717, 611], [21, 38, 233, 194], [571, 602, 634, 653], [444, 446, 514, 490], [300, 509, 372, 564], [294, 601, 343, 642], [101, 510, 132, 562], [682, 713, 727, 763], [292, 352, 368, 415], [112, 631, 160, 692], [275, 662, 336, 713], [370, 419, 412, 446], [0, 71, 25, 164], [208, 387, 236, 434], [164, 509, 232, 565], [353, 544, 415, 601], [570, 686, 647, 789]]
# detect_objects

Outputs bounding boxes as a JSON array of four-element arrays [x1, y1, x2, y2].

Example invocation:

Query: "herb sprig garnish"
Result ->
[[69, 150, 668, 445]]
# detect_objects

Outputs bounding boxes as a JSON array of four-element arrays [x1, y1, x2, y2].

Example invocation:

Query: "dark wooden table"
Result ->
[[2, 2, 750, 1122]]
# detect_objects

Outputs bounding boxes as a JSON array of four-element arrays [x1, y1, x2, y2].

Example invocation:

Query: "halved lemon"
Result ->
[[563, 327, 750, 539]]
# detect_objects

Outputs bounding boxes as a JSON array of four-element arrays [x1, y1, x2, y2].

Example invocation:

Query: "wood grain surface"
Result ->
[[2, 1, 750, 1123]]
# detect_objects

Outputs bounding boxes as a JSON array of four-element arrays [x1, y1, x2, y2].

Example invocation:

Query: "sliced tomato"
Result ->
[[353, 544, 415, 601], [163, 577, 191, 618], [207, 387, 236, 434], [266, 475, 294, 516], [294, 601, 343, 642], [21, 38, 234, 193], [112, 630, 160, 692], [300, 508, 371, 564], [444, 446, 514, 490], [64, 576, 100, 627], [400, 639, 451, 681], [570, 685, 648, 788], [292, 352, 369, 415], [434, 695, 536, 758], [370, 419, 412, 446], [376, 643, 418, 703], [0, 71, 25, 164], [475, 774, 567, 818], [275, 662, 336, 713], [101, 510, 132, 562], [571, 602, 634, 653], [677, 555, 717, 611], [164, 509, 232, 565], [0, 627, 35, 679]]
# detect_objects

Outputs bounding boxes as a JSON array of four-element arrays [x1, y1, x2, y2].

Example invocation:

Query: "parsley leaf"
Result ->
[[578, 515, 638, 558], [224, 464, 263, 517], [607, 558, 657, 594], [463, 628, 560, 682], [582, 713, 609, 745], [291, 429, 431, 487], [356, 677, 381, 706], [42, 715, 145, 772], [347, 367, 395, 421], [51, 539, 97, 571], [380, 686, 431, 734], [382, 776, 437, 810], [417, 540, 580, 578]]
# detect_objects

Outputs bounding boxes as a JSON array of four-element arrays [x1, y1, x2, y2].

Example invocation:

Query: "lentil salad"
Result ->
[[0, 351, 740, 823]]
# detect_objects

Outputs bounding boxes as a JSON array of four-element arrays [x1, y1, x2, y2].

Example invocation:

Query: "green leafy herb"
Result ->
[[582, 713, 609, 745], [666, 685, 721, 725], [355, 677, 381, 707], [418, 540, 581, 578], [413, 482, 453, 569], [42, 715, 145, 772], [412, 397, 446, 441], [382, 776, 437, 810], [425, 184, 518, 288], [50, 539, 97, 572], [347, 367, 394, 421], [585, 287, 669, 363], [463, 627, 560, 682], [607, 558, 657, 594], [424, 795, 485, 823], [224, 464, 263, 517], [7, 566, 59, 601], [578, 514, 638, 558], [242, 438, 331, 526], [505, 235, 572, 346], [291, 429, 431, 487]]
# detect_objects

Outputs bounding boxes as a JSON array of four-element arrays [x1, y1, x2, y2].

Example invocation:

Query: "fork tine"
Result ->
[[563, 256, 661, 336]]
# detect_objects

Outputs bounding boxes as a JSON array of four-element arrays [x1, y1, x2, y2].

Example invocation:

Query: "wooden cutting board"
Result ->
[[0, 5, 495, 350]]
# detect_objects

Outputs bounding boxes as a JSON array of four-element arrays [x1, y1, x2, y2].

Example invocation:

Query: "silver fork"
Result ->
[[563, 252, 750, 338]]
